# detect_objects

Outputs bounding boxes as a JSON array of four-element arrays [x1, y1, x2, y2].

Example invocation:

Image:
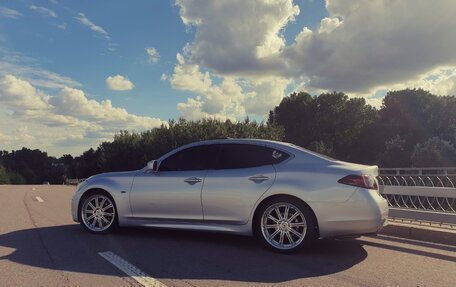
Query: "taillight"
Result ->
[[338, 174, 378, 190]]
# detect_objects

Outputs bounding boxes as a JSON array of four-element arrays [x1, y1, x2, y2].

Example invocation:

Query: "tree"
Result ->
[[0, 148, 53, 184], [411, 137, 456, 167], [0, 165, 10, 184], [379, 136, 411, 167], [268, 91, 377, 161], [68, 118, 284, 177], [380, 89, 456, 151]]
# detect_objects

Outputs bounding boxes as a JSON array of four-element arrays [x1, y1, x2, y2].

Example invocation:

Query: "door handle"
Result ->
[[248, 175, 270, 183], [184, 177, 202, 185]]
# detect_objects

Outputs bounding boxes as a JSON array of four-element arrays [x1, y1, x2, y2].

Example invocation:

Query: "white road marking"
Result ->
[[35, 196, 44, 203], [99, 251, 167, 287]]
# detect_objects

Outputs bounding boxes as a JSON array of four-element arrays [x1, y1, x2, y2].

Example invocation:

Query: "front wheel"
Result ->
[[255, 198, 317, 253], [80, 193, 117, 233]]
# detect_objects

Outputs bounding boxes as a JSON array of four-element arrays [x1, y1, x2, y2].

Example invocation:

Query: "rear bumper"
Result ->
[[312, 188, 389, 238]]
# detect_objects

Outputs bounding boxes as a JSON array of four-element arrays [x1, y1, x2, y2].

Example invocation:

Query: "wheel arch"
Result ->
[[252, 194, 320, 238]]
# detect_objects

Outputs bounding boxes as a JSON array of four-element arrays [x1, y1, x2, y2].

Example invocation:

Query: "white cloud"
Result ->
[[363, 67, 456, 100], [57, 23, 67, 30], [29, 5, 57, 18], [145, 47, 160, 63], [171, 54, 243, 120], [170, 53, 290, 120], [171, 0, 456, 120], [0, 6, 22, 19], [243, 77, 291, 115], [171, 0, 297, 120], [175, 0, 298, 75], [284, 0, 456, 94], [74, 12, 117, 50], [106, 75, 134, 91], [0, 75, 164, 155], [50, 87, 161, 130], [75, 13, 109, 39], [0, 50, 82, 90], [0, 127, 35, 145], [0, 75, 49, 111], [317, 17, 342, 34]]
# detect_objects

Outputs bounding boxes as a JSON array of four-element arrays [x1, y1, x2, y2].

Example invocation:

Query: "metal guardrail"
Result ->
[[378, 167, 456, 226], [378, 167, 456, 187]]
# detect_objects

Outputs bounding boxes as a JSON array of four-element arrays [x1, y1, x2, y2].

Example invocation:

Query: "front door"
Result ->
[[130, 144, 219, 221]]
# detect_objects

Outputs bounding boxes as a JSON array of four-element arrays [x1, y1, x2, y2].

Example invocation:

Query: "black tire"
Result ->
[[79, 192, 118, 234], [254, 197, 317, 253]]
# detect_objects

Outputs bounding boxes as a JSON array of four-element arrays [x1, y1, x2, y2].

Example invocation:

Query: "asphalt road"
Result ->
[[0, 185, 455, 287]]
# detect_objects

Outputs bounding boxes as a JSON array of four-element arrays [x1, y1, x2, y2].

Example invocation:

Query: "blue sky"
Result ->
[[1, 1, 455, 156], [2, 0, 195, 119], [1, 0, 326, 120]]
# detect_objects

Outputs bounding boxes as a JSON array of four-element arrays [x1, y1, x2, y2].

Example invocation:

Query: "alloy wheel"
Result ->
[[260, 202, 307, 250], [81, 194, 116, 232]]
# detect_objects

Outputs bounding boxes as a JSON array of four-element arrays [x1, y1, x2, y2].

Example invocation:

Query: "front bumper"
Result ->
[[71, 183, 87, 222]]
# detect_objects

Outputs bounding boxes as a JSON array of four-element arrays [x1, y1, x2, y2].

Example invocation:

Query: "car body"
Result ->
[[71, 139, 388, 252]]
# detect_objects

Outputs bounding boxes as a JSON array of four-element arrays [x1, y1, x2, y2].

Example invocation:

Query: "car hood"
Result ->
[[87, 170, 140, 181]]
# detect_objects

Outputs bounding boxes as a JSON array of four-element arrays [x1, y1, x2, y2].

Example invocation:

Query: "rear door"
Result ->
[[202, 143, 289, 224]]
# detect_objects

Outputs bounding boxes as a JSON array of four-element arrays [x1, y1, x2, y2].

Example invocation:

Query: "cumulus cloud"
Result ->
[[170, 0, 299, 120], [171, 54, 244, 120], [365, 67, 456, 100], [0, 127, 35, 145], [0, 75, 49, 111], [171, 0, 456, 120], [0, 75, 163, 155], [176, 0, 298, 75], [0, 6, 22, 19], [170, 53, 290, 120], [29, 5, 57, 18], [106, 75, 134, 91], [284, 0, 456, 94], [145, 47, 160, 63]]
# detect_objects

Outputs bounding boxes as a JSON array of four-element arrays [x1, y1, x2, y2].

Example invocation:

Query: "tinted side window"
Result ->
[[159, 144, 219, 171], [215, 144, 290, 169]]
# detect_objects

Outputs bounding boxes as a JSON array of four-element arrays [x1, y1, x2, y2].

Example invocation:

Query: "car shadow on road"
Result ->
[[0, 225, 368, 283]]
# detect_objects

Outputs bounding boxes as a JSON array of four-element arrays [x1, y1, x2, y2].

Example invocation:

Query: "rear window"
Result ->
[[214, 143, 290, 169], [288, 143, 336, 161]]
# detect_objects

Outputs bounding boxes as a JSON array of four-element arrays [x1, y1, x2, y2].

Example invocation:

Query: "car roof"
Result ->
[[177, 138, 291, 150]]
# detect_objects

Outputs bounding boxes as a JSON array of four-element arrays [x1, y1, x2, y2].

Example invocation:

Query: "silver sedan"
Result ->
[[71, 139, 388, 253]]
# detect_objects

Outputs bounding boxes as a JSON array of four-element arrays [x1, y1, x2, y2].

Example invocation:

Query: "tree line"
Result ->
[[1, 88, 455, 184]]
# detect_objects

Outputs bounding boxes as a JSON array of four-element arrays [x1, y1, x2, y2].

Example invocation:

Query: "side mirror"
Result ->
[[147, 160, 158, 172]]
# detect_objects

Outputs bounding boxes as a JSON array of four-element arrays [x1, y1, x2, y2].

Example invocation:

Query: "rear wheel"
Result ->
[[80, 193, 117, 233], [255, 197, 317, 253]]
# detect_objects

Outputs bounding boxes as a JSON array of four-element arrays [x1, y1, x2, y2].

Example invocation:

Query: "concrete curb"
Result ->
[[379, 222, 456, 246]]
